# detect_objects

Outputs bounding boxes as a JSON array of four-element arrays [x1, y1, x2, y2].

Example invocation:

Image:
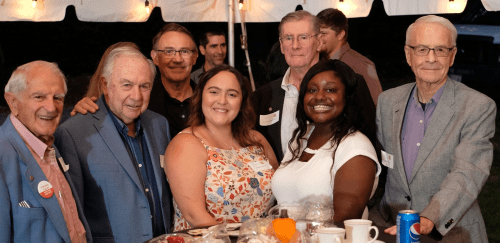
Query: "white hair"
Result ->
[[405, 15, 458, 46], [5, 61, 67, 95], [101, 46, 156, 87]]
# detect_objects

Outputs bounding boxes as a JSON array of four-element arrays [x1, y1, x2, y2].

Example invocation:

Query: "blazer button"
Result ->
[[29, 176, 34, 181], [405, 196, 411, 201]]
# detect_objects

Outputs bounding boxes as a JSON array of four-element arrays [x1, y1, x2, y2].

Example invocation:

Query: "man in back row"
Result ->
[[73, 23, 198, 137], [191, 27, 227, 83], [253, 10, 323, 162], [317, 8, 383, 104]]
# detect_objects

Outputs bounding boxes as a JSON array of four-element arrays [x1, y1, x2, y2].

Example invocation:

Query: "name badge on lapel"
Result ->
[[260, 111, 279, 126], [58, 157, 70, 172], [160, 155, 165, 168], [381, 150, 394, 169]]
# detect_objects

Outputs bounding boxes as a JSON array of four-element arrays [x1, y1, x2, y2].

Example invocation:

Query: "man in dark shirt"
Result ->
[[71, 23, 198, 137], [191, 27, 227, 83]]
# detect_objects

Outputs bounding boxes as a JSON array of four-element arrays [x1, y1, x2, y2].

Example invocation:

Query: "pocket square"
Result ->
[[19, 200, 32, 208]]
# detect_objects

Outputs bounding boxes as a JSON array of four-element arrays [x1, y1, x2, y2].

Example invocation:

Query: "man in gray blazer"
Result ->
[[54, 46, 172, 243], [370, 15, 495, 242]]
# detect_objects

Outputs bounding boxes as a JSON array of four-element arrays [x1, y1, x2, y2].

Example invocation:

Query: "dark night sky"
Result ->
[[0, 0, 499, 107]]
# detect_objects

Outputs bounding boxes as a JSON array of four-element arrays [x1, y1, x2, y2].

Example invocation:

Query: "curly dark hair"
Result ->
[[286, 59, 378, 164], [187, 64, 262, 149]]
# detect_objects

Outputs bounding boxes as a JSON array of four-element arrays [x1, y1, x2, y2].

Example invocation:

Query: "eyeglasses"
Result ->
[[407, 45, 456, 57], [155, 49, 194, 59], [279, 34, 319, 46]]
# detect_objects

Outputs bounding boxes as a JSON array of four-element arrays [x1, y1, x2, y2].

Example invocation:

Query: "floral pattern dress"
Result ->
[[173, 141, 275, 231]]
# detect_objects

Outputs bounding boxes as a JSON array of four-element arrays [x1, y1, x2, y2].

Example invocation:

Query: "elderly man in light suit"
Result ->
[[370, 15, 495, 242], [54, 46, 172, 243], [0, 61, 92, 243]]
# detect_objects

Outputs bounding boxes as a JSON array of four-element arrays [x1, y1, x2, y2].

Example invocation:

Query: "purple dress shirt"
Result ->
[[401, 85, 445, 181]]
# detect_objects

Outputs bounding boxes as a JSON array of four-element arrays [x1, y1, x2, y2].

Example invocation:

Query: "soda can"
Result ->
[[397, 210, 420, 243]]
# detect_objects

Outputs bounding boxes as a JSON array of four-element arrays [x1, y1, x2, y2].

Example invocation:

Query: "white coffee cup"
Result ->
[[317, 227, 345, 243], [344, 219, 379, 243]]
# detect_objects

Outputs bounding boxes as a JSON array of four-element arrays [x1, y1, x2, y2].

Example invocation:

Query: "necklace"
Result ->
[[205, 125, 238, 154]]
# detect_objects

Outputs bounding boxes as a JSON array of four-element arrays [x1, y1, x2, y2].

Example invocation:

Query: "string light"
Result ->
[[32, 0, 37, 8], [337, 0, 353, 15], [447, 0, 464, 12], [145, 0, 150, 14], [239, 0, 244, 10]]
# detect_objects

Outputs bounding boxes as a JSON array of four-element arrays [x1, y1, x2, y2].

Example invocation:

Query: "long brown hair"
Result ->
[[188, 64, 262, 149]]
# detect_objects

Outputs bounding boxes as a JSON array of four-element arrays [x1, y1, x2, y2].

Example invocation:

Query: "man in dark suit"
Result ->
[[253, 10, 323, 162], [0, 61, 92, 243], [55, 46, 172, 243], [370, 15, 494, 242]]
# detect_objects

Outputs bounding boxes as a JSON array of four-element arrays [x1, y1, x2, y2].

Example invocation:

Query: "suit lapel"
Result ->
[[268, 80, 285, 158], [92, 98, 143, 191], [2, 118, 71, 242], [409, 79, 456, 182], [141, 117, 165, 201], [393, 84, 415, 194]]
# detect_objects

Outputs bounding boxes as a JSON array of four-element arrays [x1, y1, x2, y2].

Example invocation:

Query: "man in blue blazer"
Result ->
[[54, 46, 172, 243], [0, 61, 92, 243]]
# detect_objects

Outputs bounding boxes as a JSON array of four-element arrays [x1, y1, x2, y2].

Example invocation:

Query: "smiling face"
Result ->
[[200, 35, 227, 68], [304, 70, 346, 126], [102, 55, 153, 125], [151, 31, 198, 83], [6, 66, 65, 139], [404, 22, 456, 87], [201, 71, 243, 128], [320, 27, 344, 58], [280, 19, 322, 70]]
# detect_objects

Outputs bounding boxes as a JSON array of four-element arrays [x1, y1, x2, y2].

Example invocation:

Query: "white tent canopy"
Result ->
[[1, 0, 497, 22]]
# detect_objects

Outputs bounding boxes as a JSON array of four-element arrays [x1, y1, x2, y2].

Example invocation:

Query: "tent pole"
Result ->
[[228, 0, 235, 67]]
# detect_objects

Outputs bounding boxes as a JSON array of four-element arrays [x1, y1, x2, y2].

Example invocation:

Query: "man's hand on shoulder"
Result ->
[[383, 216, 434, 236], [70, 96, 99, 116]]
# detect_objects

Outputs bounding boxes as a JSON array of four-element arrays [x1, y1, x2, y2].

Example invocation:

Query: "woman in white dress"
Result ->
[[272, 59, 381, 224]]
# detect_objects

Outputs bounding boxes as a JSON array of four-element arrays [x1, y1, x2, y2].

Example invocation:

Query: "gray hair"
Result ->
[[279, 10, 321, 37], [406, 15, 457, 46], [102, 46, 157, 87], [5, 61, 67, 95]]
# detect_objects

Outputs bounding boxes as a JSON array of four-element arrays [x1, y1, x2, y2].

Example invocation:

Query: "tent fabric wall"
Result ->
[[382, 0, 467, 16], [482, 0, 500, 11], [0, 0, 374, 22], [1, 0, 499, 22]]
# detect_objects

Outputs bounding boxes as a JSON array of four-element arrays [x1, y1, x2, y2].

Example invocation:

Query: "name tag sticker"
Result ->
[[260, 111, 279, 126], [160, 155, 165, 168], [248, 161, 272, 172], [381, 150, 394, 169], [58, 157, 69, 172]]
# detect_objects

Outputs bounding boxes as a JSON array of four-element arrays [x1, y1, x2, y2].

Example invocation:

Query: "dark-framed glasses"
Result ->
[[155, 48, 194, 59], [279, 34, 319, 46], [407, 45, 455, 57]]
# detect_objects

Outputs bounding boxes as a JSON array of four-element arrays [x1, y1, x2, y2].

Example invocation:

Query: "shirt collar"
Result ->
[[280, 68, 293, 91], [330, 42, 349, 60], [412, 84, 446, 106], [163, 79, 196, 101], [10, 114, 50, 159], [103, 97, 142, 137]]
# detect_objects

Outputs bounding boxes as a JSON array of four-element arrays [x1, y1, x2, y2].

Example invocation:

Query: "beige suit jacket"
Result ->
[[371, 78, 495, 242]]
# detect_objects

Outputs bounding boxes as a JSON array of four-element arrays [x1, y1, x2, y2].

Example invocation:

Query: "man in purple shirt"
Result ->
[[370, 15, 495, 243]]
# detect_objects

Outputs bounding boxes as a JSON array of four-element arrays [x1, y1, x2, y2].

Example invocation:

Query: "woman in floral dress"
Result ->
[[164, 65, 278, 231]]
